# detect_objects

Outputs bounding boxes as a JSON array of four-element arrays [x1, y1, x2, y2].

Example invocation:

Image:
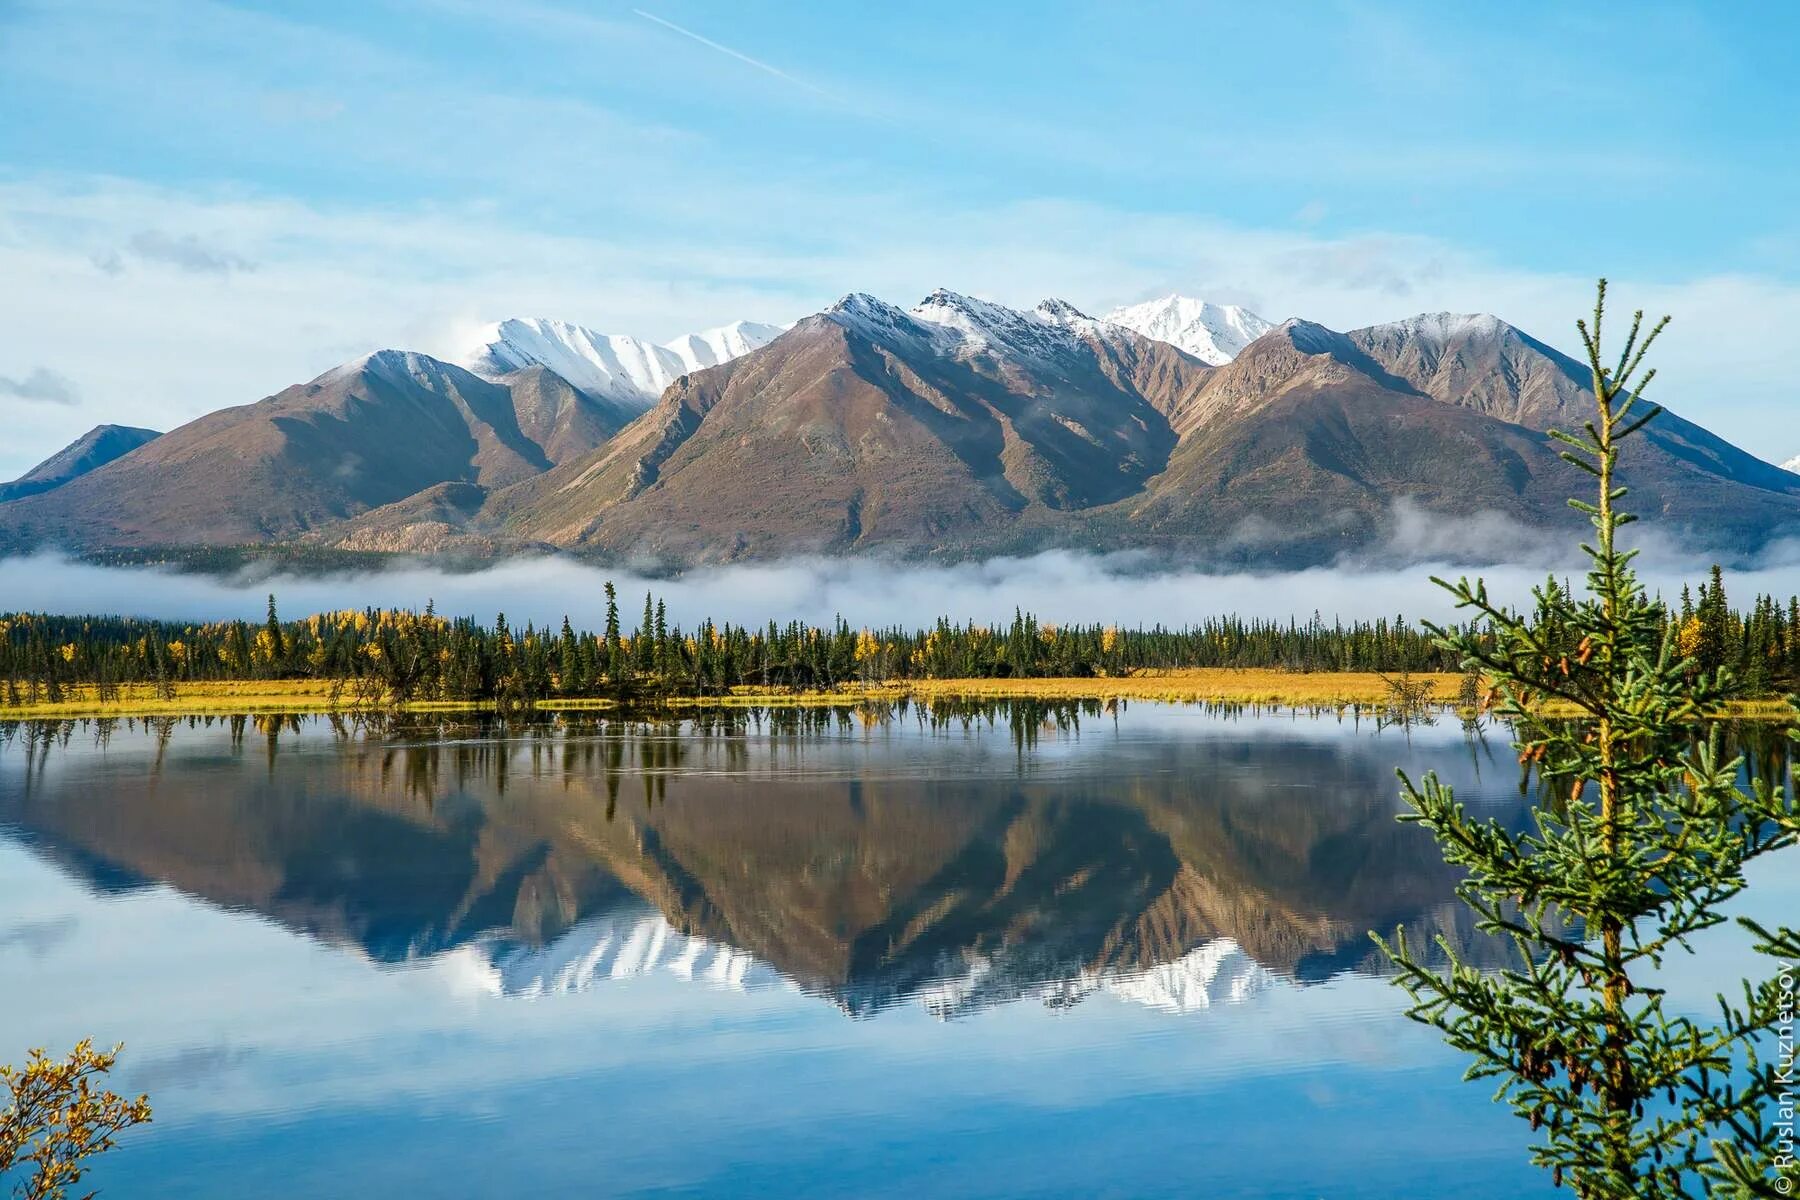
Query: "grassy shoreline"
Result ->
[[1, 671, 1791, 721]]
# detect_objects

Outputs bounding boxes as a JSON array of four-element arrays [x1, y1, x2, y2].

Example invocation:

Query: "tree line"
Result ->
[[0, 569, 1796, 706]]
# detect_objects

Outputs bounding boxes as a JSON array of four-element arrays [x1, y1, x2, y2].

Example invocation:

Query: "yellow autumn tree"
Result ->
[[1, 1041, 151, 1200], [854, 629, 881, 681], [1674, 614, 1703, 661]]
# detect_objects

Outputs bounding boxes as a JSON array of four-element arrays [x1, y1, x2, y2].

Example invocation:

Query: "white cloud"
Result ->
[[6, 173, 1800, 477]]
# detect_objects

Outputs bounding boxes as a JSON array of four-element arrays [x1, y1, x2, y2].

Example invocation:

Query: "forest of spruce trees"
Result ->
[[1, 568, 1795, 707]]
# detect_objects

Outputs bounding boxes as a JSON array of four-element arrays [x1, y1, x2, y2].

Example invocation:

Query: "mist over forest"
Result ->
[[9, 540, 1800, 633]]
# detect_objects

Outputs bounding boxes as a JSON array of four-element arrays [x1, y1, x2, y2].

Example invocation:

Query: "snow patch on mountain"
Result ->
[[438, 907, 781, 999], [460, 316, 784, 409], [911, 288, 1049, 347], [1103, 295, 1274, 365], [824, 292, 923, 340], [825, 289, 1115, 364], [431, 902, 1276, 1022], [1357, 312, 1509, 343], [912, 936, 1274, 1020], [1274, 317, 1353, 357], [1782, 455, 1800, 475], [326, 348, 465, 386]]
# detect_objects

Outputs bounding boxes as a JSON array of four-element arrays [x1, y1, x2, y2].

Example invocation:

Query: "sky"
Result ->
[[1, 0, 1797, 478]]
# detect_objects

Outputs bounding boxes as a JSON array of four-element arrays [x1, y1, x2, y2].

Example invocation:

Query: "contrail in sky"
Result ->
[[633, 9, 831, 97]]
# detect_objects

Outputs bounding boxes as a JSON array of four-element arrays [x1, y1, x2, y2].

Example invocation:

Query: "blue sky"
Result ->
[[1, 0, 1797, 476]]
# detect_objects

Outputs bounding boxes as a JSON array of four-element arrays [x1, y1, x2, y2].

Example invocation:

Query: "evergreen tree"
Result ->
[[1697, 564, 1731, 676], [1376, 281, 1799, 1197], [558, 616, 581, 695], [654, 600, 669, 676], [636, 592, 656, 675], [603, 582, 622, 680], [265, 594, 285, 663]]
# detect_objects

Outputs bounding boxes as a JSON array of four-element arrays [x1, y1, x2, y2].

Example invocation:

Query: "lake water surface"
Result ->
[[2, 703, 1790, 1198]]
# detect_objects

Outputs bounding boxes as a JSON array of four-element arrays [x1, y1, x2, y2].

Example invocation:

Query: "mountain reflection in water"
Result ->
[[13, 700, 1788, 1199], [1, 701, 1541, 1020]]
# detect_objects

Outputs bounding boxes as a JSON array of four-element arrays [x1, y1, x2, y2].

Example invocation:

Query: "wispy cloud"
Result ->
[[0, 368, 79, 406], [632, 9, 830, 98], [125, 230, 257, 275]]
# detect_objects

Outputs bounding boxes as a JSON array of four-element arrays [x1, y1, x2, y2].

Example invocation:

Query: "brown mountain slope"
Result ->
[[1121, 320, 1800, 556], [490, 293, 1202, 559], [1346, 312, 1800, 497], [309, 481, 525, 556], [499, 364, 640, 466], [0, 352, 624, 549]]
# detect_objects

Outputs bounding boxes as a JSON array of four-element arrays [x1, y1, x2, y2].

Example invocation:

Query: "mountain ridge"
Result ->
[[3, 289, 1796, 564], [0, 424, 162, 503], [460, 315, 785, 410]]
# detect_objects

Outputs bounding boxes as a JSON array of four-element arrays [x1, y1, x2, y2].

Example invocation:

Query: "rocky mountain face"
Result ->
[[487, 291, 1208, 559], [0, 423, 160, 502], [0, 351, 632, 548], [1099, 314, 1800, 558], [3, 291, 1796, 563], [489, 295, 1800, 563]]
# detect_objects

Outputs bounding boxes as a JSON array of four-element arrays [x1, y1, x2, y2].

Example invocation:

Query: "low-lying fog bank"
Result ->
[[7, 542, 1800, 631]]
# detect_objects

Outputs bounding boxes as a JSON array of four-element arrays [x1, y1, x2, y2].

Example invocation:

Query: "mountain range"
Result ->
[[4, 290, 1796, 565]]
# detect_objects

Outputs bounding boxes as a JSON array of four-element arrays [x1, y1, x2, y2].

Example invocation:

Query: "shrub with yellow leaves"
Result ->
[[1, 1040, 151, 1200]]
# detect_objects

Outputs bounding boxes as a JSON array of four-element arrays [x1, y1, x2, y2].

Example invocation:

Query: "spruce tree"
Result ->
[[602, 582, 622, 681], [637, 593, 656, 675], [654, 600, 669, 676], [1375, 281, 1800, 1198], [558, 616, 581, 695], [265, 594, 285, 665]]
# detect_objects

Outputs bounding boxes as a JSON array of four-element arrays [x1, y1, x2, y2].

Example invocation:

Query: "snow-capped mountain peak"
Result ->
[[1032, 297, 1092, 321], [1359, 311, 1509, 343], [905, 288, 1122, 362], [1274, 317, 1351, 356], [1783, 455, 1800, 476], [909, 288, 1032, 343], [1032, 297, 1110, 335], [320, 348, 464, 388], [1102, 294, 1274, 365], [826, 291, 914, 331], [460, 315, 783, 409]]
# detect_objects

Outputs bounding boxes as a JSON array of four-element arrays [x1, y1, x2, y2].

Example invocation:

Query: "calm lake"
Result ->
[[2, 702, 1791, 1199]]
